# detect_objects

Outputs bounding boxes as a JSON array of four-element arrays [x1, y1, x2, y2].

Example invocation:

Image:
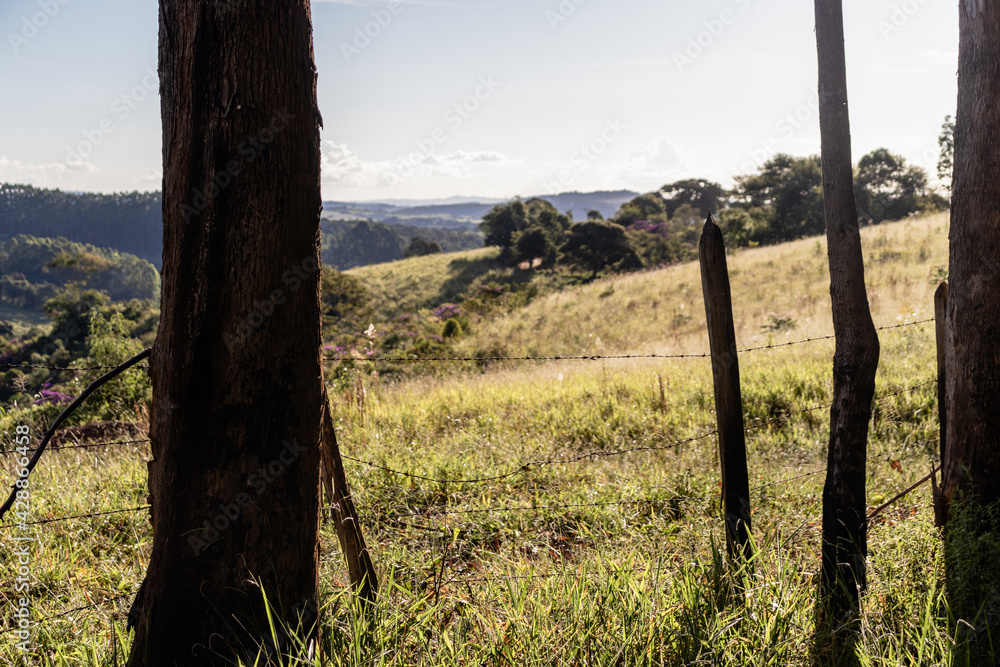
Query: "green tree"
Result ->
[[732, 154, 825, 242], [480, 198, 569, 263], [854, 148, 946, 223], [403, 237, 442, 258], [612, 192, 668, 227], [513, 227, 558, 268], [559, 221, 641, 277], [660, 178, 725, 219]]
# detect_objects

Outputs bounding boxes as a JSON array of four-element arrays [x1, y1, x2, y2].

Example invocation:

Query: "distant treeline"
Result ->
[[0, 184, 162, 267], [0, 183, 484, 272], [480, 148, 950, 278], [320, 218, 482, 270]]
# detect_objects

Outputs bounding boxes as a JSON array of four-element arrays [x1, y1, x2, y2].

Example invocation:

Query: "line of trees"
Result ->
[[479, 146, 947, 278]]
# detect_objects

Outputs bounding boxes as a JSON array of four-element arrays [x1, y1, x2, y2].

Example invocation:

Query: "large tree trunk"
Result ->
[[127, 1, 324, 663], [942, 1, 1000, 657], [943, 0, 1000, 511], [813, 0, 881, 647]]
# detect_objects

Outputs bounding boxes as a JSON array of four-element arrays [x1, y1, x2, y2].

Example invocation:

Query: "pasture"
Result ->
[[0, 213, 955, 665]]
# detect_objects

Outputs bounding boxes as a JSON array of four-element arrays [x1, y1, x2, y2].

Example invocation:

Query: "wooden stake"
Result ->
[[699, 212, 751, 562]]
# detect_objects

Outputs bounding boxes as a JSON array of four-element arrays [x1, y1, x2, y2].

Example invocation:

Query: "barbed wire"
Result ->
[[0, 361, 149, 372], [0, 438, 151, 456], [0, 595, 130, 637], [321, 318, 934, 365], [342, 429, 719, 487], [0, 318, 933, 374], [0, 505, 148, 531]]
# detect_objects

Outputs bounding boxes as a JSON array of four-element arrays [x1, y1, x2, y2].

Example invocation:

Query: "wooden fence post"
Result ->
[[699, 212, 752, 562], [934, 281, 948, 526], [320, 387, 378, 603]]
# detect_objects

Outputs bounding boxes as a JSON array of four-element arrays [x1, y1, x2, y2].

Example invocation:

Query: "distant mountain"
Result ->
[[322, 189, 639, 228]]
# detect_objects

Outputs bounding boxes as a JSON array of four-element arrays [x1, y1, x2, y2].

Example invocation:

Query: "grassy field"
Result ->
[[0, 213, 964, 665]]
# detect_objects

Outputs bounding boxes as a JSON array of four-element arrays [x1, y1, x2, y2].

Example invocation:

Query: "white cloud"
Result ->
[[0, 155, 98, 189], [320, 140, 514, 190], [617, 137, 689, 183]]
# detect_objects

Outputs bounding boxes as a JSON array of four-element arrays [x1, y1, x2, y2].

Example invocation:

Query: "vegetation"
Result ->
[[321, 218, 481, 270], [0, 184, 162, 267], [0, 235, 160, 310], [0, 211, 969, 664]]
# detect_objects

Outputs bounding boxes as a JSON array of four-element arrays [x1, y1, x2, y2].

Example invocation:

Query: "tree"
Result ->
[[854, 148, 945, 223], [814, 0, 881, 654], [127, 1, 326, 663], [937, 114, 955, 194], [513, 227, 557, 268], [480, 199, 528, 261], [660, 178, 725, 219], [942, 3, 1000, 658], [480, 198, 569, 263], [586, 209, 603, 220], [732, 154, 825, 242], [611, 192, 668, 227], [403, 237, 442, 258], [559, 220, 641, 278]]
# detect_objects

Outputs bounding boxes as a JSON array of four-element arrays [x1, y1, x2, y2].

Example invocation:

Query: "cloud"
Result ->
[[320, 141, 514, 189], [617, 137, 688, 182], [0, 155, 97, 189]]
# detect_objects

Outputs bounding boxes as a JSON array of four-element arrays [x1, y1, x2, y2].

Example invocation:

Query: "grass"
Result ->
[[0, 212, 970, 665]]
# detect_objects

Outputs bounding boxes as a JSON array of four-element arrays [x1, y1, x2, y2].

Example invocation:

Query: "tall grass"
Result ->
[[0, 213, 963, 665]]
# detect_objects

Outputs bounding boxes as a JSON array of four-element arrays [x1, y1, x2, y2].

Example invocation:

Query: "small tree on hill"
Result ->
[[559, 220, 641, 278], [404, 237, 442, 258]]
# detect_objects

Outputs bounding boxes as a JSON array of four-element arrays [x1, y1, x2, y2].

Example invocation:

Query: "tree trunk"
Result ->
[[813, 0, 881, 644], [942, 2, 1000, 658], [127, 1, 324, 663], [943, 0, 1000, 512]]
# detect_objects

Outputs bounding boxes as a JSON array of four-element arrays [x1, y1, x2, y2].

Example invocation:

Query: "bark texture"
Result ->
[[814, 0, 881, 636], [128, 1, 324, 663], [942, 3, 1000, 659], [943, 0, 1000, 509]]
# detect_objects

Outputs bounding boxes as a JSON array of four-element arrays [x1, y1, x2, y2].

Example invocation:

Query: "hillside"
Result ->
[[1, 211, 958, 662], [0, 234, 160, 312], [344, 212, 948, 360]]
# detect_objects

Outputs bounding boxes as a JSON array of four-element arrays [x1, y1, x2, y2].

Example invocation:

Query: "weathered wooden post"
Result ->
[[320, 387, 378, 603], [699, 212, 752, 563], [934, 281, 948, 526]]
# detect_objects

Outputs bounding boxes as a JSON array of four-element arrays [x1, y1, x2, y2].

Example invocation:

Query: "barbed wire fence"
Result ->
[[0, 317, 941, 640]]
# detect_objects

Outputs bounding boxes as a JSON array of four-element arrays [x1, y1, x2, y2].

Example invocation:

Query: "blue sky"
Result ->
[[0, 0, 958, 202]]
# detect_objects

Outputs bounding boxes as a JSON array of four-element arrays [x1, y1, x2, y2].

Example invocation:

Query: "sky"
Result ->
[[0, 0, 958, 203]]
